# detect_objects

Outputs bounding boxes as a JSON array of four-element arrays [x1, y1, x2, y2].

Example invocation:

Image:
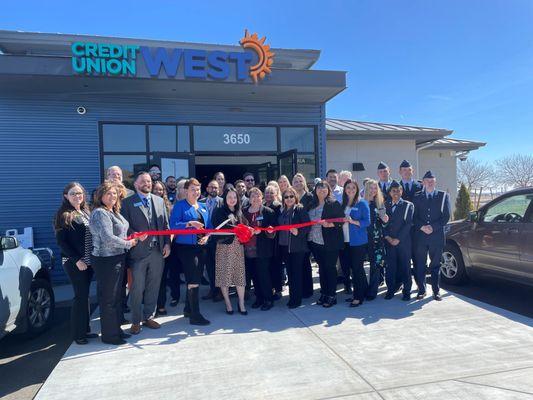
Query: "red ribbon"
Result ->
[[127, 218, 347, 244]]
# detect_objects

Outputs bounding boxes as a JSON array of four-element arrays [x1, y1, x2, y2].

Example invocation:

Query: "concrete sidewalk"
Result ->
[[36, 285, 533, 400]]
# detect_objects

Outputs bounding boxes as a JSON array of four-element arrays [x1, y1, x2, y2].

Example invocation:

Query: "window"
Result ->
[[178, 126, 190, 152], [149, 125, 176, 152], [102, 124, 146, 152], [483, 194, 532, 223], [193, 126, 277, 152], [103, 155, 147, 186], [280, 127, 315, 152], [296, 154, 317, 181]]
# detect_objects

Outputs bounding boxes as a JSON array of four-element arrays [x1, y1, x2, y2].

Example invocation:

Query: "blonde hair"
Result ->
[[266, 181, 282, 202], [292, 172, 309, 192], [364, 179, 384, 209]]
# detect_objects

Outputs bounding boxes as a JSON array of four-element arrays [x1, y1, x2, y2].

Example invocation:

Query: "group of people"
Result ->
[[54, 159, 450, 346]]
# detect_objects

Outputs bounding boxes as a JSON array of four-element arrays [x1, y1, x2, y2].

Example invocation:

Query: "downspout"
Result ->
[[416, 141, 437, 179]]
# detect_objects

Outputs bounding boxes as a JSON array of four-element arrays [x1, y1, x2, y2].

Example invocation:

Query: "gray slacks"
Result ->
[[129, 250, 164, 324]]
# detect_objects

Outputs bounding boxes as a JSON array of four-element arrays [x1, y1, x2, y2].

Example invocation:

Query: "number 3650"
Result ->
[[223, 133, 251, 145]]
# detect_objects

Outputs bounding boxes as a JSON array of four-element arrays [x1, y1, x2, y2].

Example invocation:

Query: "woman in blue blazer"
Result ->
[[343, 179, 371, 307], [169, 178, 211, 326]]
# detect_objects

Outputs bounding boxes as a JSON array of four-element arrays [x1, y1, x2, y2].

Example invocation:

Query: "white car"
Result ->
[[0, 235, 55, 340]]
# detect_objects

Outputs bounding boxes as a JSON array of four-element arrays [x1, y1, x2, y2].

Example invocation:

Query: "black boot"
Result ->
[[188, 287, 210, 326], [183, 294, 191, 318]]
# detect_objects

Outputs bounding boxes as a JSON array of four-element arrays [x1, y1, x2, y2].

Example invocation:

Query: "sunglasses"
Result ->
[[284, 195, 295, 199]]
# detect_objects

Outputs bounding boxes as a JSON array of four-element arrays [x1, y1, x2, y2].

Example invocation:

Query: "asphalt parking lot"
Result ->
[[1, 275, 532, 400]]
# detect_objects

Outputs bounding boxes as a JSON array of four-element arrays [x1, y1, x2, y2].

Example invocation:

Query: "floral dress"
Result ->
[[367, 200, 386, 269]]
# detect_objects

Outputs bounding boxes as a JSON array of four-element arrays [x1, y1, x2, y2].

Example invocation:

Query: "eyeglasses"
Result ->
[[68, 192, 84, 196], [283, 195, 295, 199], [245, 178, 255, 182]]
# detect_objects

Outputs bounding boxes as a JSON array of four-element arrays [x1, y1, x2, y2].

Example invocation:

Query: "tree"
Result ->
[[457, 158, 494, 191], [454, 183, 473, 220], [496, 154, 533, 188]]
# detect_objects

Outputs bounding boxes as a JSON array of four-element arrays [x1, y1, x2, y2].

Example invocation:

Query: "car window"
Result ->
[[482, 194, 532, 223]]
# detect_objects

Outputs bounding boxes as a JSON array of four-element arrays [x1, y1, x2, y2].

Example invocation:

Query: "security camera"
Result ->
[[76, 106, 86, 115]]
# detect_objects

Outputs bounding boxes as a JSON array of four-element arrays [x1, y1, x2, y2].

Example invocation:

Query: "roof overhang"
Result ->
[[0, 55, 346, 103], [327, 130, 450, 143]]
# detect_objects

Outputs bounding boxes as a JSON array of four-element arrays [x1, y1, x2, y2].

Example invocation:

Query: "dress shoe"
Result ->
[[143, 319, 161, 329], [102, 338, 127, 345], [75, 338, 88, 345], [349, 299, 362, 308], [260, 302, 273, 311], [402, 293, 411, 301], [238, 304, 248, 315], [316, 295, 326, 305], [169, 299, 179, 307], [323, 296, 337, 308], [85, 333, 99, 339], [384, 293, 394, 300], [416, 292, 426, 300], [433, 293, 442, 301], [130, 324, 141, 335], [251, 300, 262, 309]]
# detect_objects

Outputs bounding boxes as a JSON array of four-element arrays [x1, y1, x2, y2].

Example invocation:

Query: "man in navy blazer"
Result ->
[[384, 181, 414, 301], [200, 180, 224, 302], [413, 171, 451, 301]]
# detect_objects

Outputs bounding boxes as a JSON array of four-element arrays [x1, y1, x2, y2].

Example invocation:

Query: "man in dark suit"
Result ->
[[383, 181, 414, 301], [121, 172, 171, 334], [377, 162, 392, 201], [413, 171, 451, 301], [200, 180, 224, 302]]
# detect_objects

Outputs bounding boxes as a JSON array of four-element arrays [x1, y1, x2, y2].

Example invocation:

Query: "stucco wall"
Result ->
[[418, 148, 458, 211], [325, 139, 418, 183]]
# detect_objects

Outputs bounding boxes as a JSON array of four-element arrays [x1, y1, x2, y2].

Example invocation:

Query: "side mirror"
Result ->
[[468, 211, 479, 223], [1, 236, 19, 250]]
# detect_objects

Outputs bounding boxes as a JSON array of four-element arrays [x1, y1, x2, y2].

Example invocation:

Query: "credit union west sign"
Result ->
[[71, 30, 274, 83]]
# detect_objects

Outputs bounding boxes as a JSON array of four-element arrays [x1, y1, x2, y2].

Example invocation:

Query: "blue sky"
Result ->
[[2, 0, 531, 162]]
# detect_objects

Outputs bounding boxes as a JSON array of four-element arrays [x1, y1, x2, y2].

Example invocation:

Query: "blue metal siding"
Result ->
[[0, 94, 324, 283]]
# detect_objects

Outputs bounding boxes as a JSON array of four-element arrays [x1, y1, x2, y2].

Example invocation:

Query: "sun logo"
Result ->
[[239, 30, 275, 83]]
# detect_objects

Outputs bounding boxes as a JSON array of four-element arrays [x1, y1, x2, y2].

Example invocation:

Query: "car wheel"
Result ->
[[26, 278, 55, 335], [440, 243, 468, 285]]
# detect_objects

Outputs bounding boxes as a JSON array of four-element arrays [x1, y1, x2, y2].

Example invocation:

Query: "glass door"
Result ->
[[152, 152, 195, 181], [277, 149, 298, 180]]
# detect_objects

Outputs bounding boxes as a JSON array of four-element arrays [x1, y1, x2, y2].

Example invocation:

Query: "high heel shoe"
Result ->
[[237, 304, 248, 315], [226, 307, 234, 315]]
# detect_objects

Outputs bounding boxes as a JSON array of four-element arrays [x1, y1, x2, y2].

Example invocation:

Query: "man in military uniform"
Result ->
[[413, 171, 451, 301], [399, 160, 423, 202], [383, 181, 414, 301], [399, 159, 423, 284], [377, 161, 393, 201]]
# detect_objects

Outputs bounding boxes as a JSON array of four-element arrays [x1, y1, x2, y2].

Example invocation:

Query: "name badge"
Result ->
[[134, 202, 143, 208]]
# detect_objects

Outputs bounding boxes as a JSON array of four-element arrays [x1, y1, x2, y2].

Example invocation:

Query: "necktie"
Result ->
[[142, 197, 148, 207], [392, 203, 397, 213]]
